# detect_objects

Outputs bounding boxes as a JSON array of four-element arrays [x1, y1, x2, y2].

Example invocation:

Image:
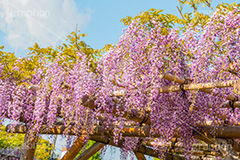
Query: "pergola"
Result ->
[[5, 73, 240, 160]]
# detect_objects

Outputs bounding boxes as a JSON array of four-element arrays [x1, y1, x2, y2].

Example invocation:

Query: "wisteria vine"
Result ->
[[1, 8, 240, 159]]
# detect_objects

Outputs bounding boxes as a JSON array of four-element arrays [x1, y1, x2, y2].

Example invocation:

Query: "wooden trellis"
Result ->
[[5, 73, 240, 160]]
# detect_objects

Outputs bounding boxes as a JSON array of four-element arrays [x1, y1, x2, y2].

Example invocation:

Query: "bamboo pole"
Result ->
[[75, 142, 105, 160], [221, 101, 240, 108], [161, 73, 236, 101], [158, 79, 236, 93], [61, 135, 86, 160], [160, 73, 193, 84], [160, 73, 212, 93]]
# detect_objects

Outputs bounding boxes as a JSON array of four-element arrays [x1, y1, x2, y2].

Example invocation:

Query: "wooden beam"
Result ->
[[12, 125, 235, 159], [6, 124, 155, 137], [7, 123, 240, 154], [221, 101, 240, 108], [147, 141, 213, 150], [158, 79, 236, 93], [61, 135, 86, 160], [20, 132, 38, 160], [160, 73, 193, 84], [75, 142, 105, 160], [195, 126, 240, 140], [134, 152, 146, 160], [81, 95, 151, 125], [174, 149, 218, 157], [161, 73, 236, 101], [90, 136, 185, 159], [90, 136, 159, 157], [8, 124, 240, 140]]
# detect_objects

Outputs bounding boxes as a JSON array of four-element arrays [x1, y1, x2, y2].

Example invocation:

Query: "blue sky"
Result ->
[[0, 0, 239, 57], [1, 0, 239, 159]]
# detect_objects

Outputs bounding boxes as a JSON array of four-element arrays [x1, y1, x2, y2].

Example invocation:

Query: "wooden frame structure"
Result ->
[[5, 73, 240, 160]]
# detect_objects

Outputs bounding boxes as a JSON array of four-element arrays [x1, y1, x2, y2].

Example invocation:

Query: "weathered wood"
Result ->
[[161, 73, 212, 93], [50, 135, 57, 159], [6, 124, 73, 135], [11, 124, 239, 159], [226, 95, 239, 101], [195, 126, 240, 140], [161, 73, 236, 101], [134, 152, 146, 160], [20, 132, 38, 160], [82, 95, 151, 125], [147, 141, 220, 157], [6, 124, 155, 137], [160, 73, 193, 84], [158, 79, 236, 93], [61, 135, 86, 160], [7, 123, 240, 154], [215, 138, 239, 160], [221, 101, 240, 108], [174, 149, 218, 156], [90, 136, 185, 159], [147, 140, 240, 153], [147, 141, 213, 150], [8, 124, 240, 141], [75, 142, 105, 160]]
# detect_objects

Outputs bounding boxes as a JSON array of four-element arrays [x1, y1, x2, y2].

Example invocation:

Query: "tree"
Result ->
[[0, 30, 102, 159], [0, 125, 54, 160]]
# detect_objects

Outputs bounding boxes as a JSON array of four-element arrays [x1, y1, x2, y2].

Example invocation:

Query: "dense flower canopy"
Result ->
[[1, 7, 240, 159]]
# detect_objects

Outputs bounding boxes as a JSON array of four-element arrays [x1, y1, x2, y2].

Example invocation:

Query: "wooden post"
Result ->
[[134, 152, 146, 160], [20, 132, 38, 160], [75, 142, 105, 160], [61, 135, 86, 160], [50, 135, 57, 159]]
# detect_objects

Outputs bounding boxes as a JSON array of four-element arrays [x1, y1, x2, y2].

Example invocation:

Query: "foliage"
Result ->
[[0, 125, 54, 160], [121, 1, 240, 33], [0, 125, 24, 149], [0, 30, 100, 84]]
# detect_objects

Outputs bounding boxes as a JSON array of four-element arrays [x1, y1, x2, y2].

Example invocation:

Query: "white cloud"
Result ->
[[0, 0, 91, 53]]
